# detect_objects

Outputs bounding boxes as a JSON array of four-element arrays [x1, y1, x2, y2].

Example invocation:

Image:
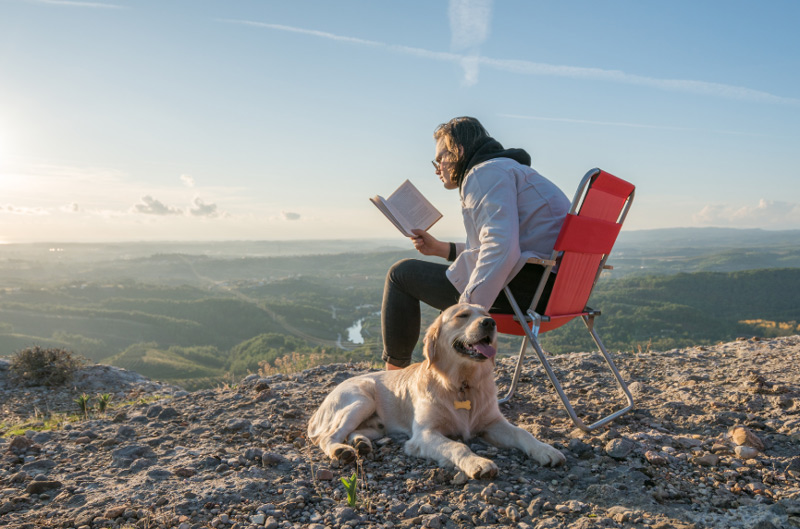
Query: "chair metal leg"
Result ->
[[498, 335, 529, 404], [497, 293, 634, 431]]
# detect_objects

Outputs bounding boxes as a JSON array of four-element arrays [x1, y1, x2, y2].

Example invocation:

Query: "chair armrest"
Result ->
[[526, 257, 557, 267]]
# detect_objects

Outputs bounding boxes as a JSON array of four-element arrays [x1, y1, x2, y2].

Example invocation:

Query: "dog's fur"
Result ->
[[308, 303, 565, 478]]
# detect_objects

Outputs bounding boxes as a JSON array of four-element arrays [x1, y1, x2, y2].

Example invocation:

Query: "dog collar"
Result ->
[[454, 382, 471, 410]]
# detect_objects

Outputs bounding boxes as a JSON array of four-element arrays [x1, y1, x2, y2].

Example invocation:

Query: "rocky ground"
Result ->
[[1, 335, 799, 529]]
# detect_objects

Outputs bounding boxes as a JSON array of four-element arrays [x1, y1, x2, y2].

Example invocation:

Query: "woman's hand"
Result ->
[[411, 229, 450, 259]]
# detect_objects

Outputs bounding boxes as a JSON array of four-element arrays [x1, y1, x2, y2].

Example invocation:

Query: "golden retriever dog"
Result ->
[[308, 303, 565, 478]]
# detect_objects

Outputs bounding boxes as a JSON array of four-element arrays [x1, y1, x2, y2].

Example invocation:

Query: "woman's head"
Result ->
[[433, 117, 491, 189]]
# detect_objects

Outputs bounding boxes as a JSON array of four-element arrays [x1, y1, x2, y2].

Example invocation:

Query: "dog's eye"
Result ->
[[456, 312, 470, 319]]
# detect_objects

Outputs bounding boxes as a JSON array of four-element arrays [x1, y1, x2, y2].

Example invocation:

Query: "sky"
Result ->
[[1, 0, 799, 244]]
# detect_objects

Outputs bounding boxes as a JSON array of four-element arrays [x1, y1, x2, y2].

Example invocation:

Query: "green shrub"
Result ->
[[9, 346, 84, 386]]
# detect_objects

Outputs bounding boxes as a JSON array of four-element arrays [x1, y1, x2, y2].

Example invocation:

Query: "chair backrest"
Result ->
[[540, 168, 635, 321]]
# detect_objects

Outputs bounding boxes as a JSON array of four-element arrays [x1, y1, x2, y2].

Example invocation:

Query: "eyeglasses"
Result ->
[[432, 157, 452, 172]]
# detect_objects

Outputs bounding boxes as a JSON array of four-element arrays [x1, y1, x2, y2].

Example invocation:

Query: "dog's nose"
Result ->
[[480, 318, 496, 329]]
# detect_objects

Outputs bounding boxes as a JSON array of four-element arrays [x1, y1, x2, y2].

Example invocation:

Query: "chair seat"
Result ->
[[490, 312, 577, 335]]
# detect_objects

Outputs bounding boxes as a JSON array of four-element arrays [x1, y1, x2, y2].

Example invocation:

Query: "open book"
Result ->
[[370, 180, 443, 237]]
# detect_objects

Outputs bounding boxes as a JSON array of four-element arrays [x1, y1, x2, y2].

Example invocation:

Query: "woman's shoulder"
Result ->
[[461, 160, 520, 205]]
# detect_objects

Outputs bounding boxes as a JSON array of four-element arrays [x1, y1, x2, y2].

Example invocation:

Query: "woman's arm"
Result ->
[[459, 167, 521, 308]]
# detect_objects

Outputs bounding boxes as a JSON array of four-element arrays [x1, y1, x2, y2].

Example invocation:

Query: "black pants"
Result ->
[[381, 258, 555, 367]]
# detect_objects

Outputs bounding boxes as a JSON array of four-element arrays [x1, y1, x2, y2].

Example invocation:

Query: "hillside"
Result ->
[[1, 233, 799, 390], [1, 336, 799, 528], [2, 267, 800, 389], [540, 268, 800, 354]]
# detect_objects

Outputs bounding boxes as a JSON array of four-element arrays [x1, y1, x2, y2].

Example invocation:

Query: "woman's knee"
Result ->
[[386, 258, 418, 286]]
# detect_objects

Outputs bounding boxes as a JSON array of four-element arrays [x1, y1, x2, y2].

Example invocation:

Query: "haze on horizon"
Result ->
[[1, 0, 799, 244]]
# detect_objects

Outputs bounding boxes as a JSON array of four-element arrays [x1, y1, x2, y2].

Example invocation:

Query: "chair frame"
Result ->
[[493, 168, 635, 432]]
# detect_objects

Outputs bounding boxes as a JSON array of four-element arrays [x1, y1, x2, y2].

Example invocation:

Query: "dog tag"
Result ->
[[454, 399, 471, 410]]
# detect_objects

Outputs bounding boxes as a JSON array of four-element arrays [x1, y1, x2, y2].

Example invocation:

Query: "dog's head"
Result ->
[[423, 303, 497, 368]]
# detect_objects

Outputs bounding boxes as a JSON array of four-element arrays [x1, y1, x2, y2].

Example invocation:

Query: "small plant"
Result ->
[[75, 393, 92, 419], [97, 393, 112, 413], [9, 346, 84, 386], [340, 472, 358, 507]]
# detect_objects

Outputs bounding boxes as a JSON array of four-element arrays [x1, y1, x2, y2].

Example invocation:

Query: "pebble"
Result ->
[[735, 445, 760, 459], [605, 437, 636, 459], [730, 425, 766, 450], [695, 453, 720, 467]]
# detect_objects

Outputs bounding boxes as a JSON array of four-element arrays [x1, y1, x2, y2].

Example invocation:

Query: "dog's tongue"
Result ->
[[474, 342, 496, 359]]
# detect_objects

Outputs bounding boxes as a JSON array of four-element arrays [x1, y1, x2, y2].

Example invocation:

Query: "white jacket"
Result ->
[[446, 158, 570, 309]]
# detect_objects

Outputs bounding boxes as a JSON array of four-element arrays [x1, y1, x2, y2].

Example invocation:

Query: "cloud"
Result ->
[[189, 197, 219, 217], [0, 204, 49, 215], [62, 203, 80, 213], [133, 196, 183, 216], [181, 174, 195, 188], [26, 0, 125, 8], [693, 199, 800, 228], [281, 211, 301, 221], [225, 19, 800, 106], [449, 0, 493, 85], [449, 0, 493, 50]]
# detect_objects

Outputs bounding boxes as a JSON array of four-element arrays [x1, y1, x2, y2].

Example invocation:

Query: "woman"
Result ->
[[382, 117, 570, 369]]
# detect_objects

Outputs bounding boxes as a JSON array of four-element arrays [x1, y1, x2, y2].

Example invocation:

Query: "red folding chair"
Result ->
[[492, 168, 635, 432]]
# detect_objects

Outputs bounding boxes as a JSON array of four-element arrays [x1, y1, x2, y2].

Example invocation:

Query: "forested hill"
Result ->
[[540, 267, 800, 354], [0, 237, 798, 389]]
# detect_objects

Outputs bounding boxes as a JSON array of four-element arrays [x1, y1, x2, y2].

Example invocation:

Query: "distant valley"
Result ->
[[1, 227, 798, 389]]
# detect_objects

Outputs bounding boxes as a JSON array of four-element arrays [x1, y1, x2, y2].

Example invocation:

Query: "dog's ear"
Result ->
[[422, 312, 443, 369]]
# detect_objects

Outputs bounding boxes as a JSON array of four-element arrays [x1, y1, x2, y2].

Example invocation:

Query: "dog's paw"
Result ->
[[332, 445, 357, 464], [353, 436, 373, 456], [532, 444, 566, 467], [462, 456, 498, 479]]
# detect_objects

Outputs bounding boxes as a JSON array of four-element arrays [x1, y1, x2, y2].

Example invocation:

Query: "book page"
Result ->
[[369, 196, 411, 236], [386, 180, 442, 233], [370, 180, 442, 237]]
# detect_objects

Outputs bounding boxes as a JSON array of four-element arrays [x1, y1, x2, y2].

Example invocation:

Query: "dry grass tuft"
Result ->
[[9, 346, 84, 386]]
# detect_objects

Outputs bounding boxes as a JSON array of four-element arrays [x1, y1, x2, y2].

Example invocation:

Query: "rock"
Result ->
[[730, 426, 765, 450], [605, 437, 636, 459], [146, 468, 173, 480], [451, 471, 468, 485], [10, 471, 29, 483], [695, 452, 721, 467], [333, 506, 358, 525], [173, 467, 196, 478], [222, 418, 251, 432], [315, 468, 334, 480], [422, 514, 442, 528], [31, 432, 53, 444], [568, 438, 593, 458], [157, 407, 180, 420], [112, 444, 156, 462], [8, 436, 33, 454], [735, 445, 760, 459], [506, 505, 522, 522], [104, 505, 127, 519], [645, 450, 669, 465], [26, 480, 62, 494], [676, 436, 703, 449], [21, 459, 56, 474]]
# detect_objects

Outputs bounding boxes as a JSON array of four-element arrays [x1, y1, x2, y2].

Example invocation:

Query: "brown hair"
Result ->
[[433, 117, 490, 188]]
